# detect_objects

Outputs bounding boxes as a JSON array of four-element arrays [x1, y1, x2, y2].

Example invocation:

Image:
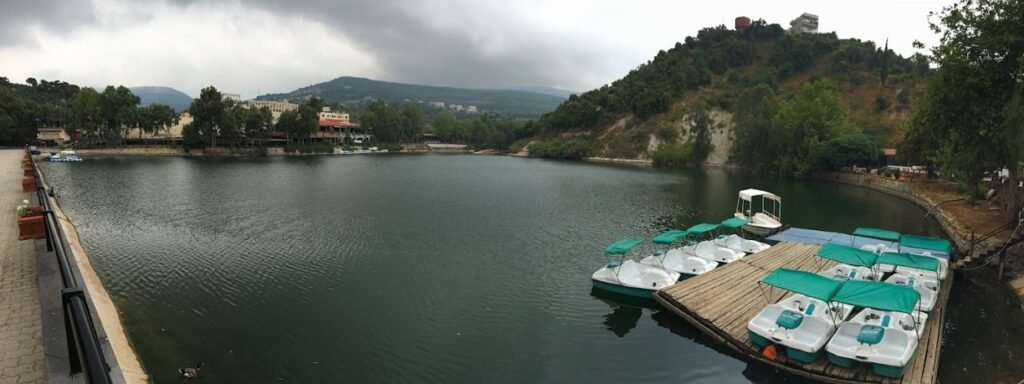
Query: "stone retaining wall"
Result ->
[[811, 172, 1003, 257]]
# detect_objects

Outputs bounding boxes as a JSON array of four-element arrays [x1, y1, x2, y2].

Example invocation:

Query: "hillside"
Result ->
[[524, 21, 930, 175], [130, 86, 193, 112], [256, 76, 565, 117]]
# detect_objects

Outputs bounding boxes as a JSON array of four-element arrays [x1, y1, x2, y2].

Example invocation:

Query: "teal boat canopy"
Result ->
[[853, 227, 901, 242], [652, 230, 689, 245], [877, 252, 941, 272], [899, 235, 953, 254], [833, 280, 921, 313], [816, 243, 878, 267], [604, 238, 645, 255], [686, 223, 720, 235], [760, 268, 843, 301], [720, 217, 748, 229]]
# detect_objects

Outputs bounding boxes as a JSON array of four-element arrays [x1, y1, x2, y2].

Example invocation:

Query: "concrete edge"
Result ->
[[35, 164, 149, 383]]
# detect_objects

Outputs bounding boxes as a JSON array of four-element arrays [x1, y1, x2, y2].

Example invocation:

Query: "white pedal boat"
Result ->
[[747, 269, 851, 363], [713, 234, 770, 254]]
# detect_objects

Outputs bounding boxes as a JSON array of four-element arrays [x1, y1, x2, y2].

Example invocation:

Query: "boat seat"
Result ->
[[776, 310, 804, 330], [804, 303, 816, 316], [857, 325, 885, 345]]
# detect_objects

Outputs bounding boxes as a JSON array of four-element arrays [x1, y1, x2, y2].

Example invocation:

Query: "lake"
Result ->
[[40, 154, 1023, 383]]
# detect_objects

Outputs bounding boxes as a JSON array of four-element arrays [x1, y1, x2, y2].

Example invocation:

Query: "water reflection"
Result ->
[[590, 288, 658, 337]]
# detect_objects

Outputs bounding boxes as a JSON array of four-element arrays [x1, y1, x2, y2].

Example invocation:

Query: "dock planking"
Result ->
[[653, 241, 952, 384]]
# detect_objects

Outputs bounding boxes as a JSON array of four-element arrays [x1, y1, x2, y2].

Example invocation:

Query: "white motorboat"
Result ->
[[592, 238, 680, 299], [713, 234, 770, 254], [824, 281, 925, 378], [47, 150, 83, 162], [734, 189, 783, 236], [639, 230, 717, 279], [747, 268, 852, 363]]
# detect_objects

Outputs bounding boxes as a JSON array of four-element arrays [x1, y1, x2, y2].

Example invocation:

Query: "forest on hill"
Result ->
[[523, 21, 930, 177]]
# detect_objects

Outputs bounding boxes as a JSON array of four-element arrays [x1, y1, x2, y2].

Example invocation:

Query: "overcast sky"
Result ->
[[0, 0, 952, 99]]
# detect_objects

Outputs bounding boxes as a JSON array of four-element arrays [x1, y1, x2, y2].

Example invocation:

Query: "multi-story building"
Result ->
[[318, 107, 350, 122], [246, 99, 299, 123], [789, 13, 819, 34], [223, 93, 242, 102], [36, 127, 71, 145]]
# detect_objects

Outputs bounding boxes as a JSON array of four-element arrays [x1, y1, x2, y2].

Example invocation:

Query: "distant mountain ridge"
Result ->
[[257, 76, 566, 117], [130, 86, 192, 112], [502, 86, 576, 99]]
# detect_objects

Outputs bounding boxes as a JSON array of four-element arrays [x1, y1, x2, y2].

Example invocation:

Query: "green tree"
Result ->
[[242, 106, 273, 144], [688, 102, 713, 164], [69, 87, 104, 144], [99, 85, 140, 144], [276, 109, 301, 143], [731, 84, 778, 169], [0, 88, 36, 145], [771, 80, 849, 177], [431, 111, 456, 140], [917, 0, 1024, 208], [187, 86, 226, 147]]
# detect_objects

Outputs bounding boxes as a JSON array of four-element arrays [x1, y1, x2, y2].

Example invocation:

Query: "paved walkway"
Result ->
[[0, 149, 45, 383]]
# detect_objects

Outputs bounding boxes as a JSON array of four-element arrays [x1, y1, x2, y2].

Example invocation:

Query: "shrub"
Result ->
[[873, 96, 890, 112], [655, 126, 678, 143], [284, 142, 335, 154], [652, 143, 694, 167], [817, 132, 878, 170], [529, 138, 592, 159]]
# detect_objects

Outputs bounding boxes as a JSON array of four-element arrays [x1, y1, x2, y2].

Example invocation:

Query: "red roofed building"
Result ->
[[316, 118, 372, 144]]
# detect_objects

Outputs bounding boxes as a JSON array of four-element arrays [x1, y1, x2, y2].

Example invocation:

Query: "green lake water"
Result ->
[[39, 154, 1023, 383]]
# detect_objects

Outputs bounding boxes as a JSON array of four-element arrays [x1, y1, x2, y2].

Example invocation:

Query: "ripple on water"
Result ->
[[40, 155, 979, 384]]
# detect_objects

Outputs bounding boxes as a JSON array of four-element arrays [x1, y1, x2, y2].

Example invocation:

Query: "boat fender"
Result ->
[[762, 344, 778, 361]]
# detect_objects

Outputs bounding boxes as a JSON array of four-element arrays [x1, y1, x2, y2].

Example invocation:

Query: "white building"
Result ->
[[429, 101, 445, 108], [466, 105, 478, 113], [318, 107, 350, 122], [223, 93, 242, 102], [789, 13, 819, 34], [246, 99, 299, 123]]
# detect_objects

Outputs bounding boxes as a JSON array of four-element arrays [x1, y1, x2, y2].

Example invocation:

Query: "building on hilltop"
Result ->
[[223, 93, 242, 102], [466, 105, 478, 113], [735, 16, 751, 30], [789, 13, 819, 34]]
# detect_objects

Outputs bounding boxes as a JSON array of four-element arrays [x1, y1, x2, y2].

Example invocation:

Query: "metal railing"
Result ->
[[28, 152, 113, 384]]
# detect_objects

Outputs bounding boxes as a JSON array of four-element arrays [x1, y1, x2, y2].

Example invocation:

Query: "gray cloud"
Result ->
[[0, 0, 98, 48], [164, 0, 607, 90]]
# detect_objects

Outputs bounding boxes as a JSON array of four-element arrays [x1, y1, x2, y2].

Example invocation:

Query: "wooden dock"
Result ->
[[653, 241, 952, 384]]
